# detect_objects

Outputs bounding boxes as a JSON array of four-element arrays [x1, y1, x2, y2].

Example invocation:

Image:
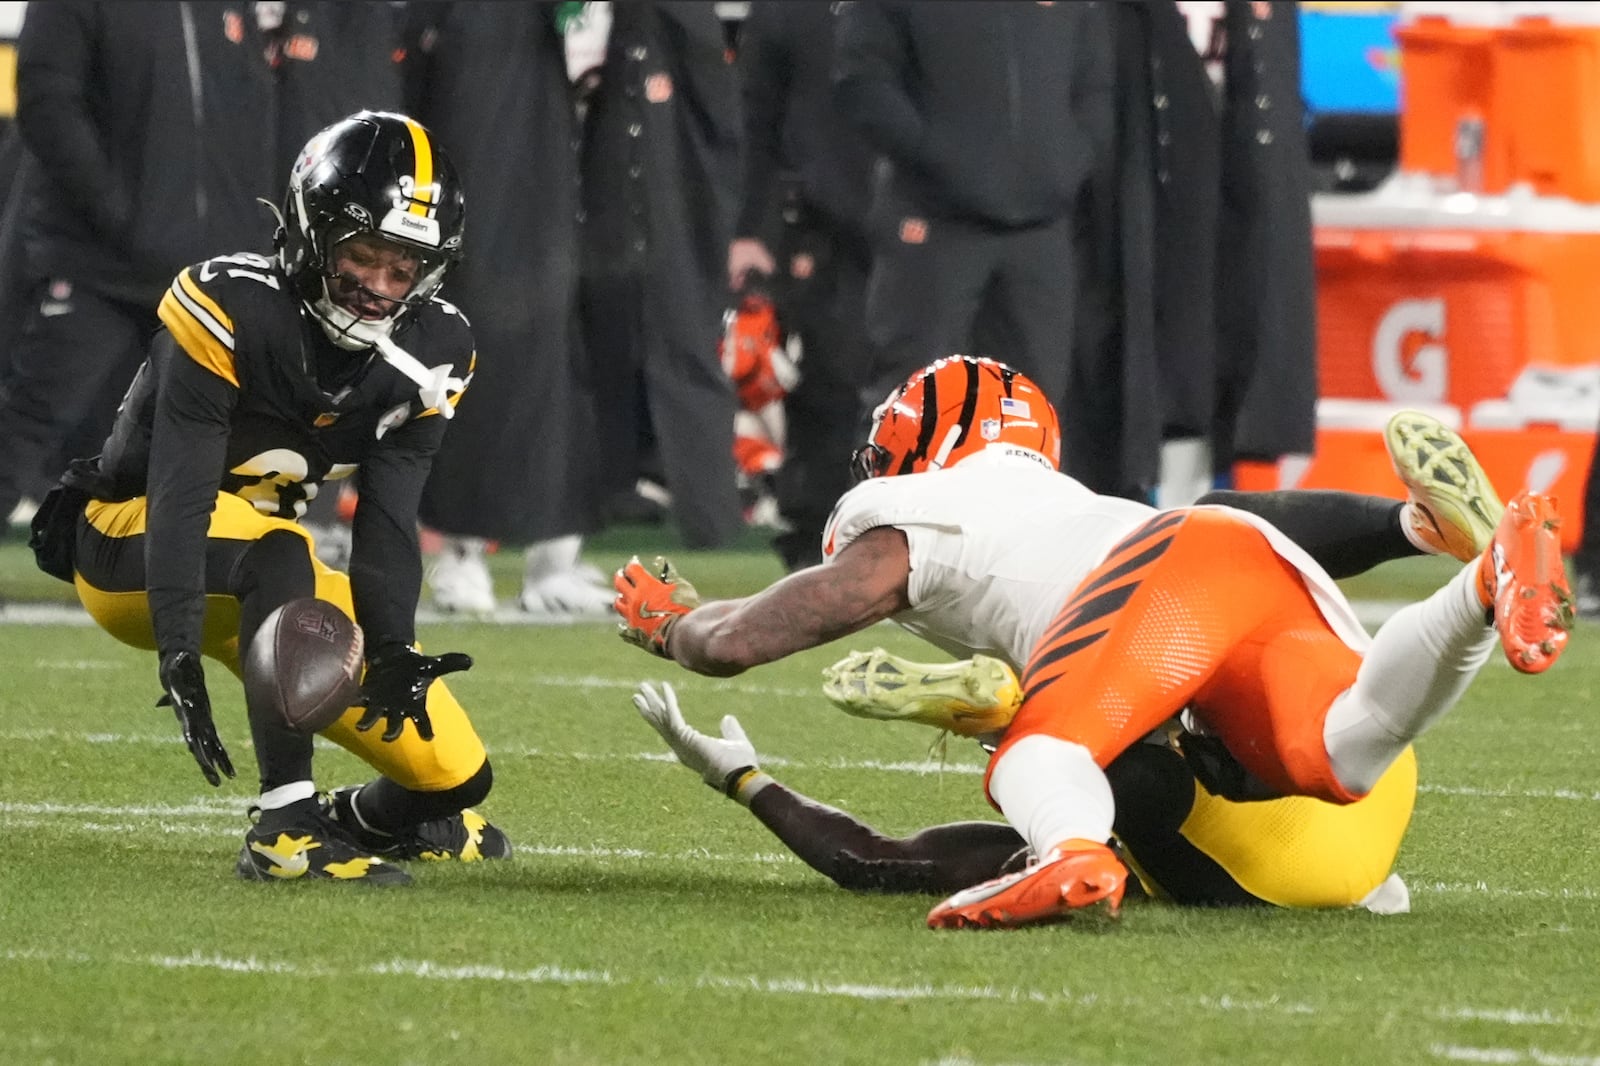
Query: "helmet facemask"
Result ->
[[307, 225, 450, 351]]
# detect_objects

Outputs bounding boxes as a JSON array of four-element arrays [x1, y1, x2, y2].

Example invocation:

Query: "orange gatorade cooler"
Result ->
[[1493, 14, 1600, 202], [1394, 15, 1506, 192], [1314, 181, 1600, 408]]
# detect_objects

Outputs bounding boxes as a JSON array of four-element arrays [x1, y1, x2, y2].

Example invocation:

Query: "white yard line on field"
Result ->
[[1418, 784, 1600, 803], [4, 946, 1598, 1037], [33, 658, 125, 670], [1436, 1009, 1587, 1028], [1431, 1044, 1600, 1065]]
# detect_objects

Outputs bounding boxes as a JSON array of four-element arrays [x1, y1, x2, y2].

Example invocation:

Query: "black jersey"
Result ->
[[71, 251, 476, 658]]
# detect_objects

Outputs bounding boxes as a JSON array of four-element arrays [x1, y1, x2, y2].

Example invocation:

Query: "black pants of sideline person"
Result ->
[[860, 209, 1076, 422], [770, 202, 872, 571], [0, 282, 155, 522], [581, 271, 745, 550]]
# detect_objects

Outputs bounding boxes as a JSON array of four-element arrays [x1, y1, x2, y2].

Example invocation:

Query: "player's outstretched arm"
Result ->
[[616, 527, 912, 677], [632, 681, 1025, 894]]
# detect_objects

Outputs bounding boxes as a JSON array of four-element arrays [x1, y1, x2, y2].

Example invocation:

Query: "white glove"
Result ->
[[632, 681, 758, 794]]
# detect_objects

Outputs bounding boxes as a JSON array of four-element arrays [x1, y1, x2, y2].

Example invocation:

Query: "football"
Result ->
[[242, 598, 365, 735]]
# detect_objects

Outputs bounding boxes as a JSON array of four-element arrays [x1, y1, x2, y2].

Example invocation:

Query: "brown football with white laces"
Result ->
[[242, 598, 364, 734]]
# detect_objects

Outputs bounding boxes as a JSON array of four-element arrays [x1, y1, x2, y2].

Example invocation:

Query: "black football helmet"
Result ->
[[277, 110, 465, 350]]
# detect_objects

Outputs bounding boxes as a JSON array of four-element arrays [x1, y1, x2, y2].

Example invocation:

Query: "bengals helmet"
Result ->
[[277, 110, 465, 350], [850, 356, 1061, 481]]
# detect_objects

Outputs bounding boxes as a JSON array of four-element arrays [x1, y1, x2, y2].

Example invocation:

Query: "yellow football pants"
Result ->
[[1153, 746, 1417, 909], [74, 493, 486, 792]]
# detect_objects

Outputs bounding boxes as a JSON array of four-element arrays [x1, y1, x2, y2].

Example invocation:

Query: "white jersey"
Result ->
[[821, 451, 1372, 669]]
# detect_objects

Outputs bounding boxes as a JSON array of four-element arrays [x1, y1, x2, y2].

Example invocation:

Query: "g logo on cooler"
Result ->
[[1373, 297, 1447, 403]]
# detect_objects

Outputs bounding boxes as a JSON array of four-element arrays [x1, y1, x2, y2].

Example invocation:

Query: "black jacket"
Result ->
[[735, 1, 874, 240], [407, 1, 601, 542], [582, 0, 741, 287], [15, 1, 402, 308], [1107, 0, 1318, 473], [833, 0, 1113, 228]]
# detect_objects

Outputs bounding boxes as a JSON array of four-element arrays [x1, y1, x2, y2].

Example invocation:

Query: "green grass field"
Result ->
[[2, 534, 1598, 1066]]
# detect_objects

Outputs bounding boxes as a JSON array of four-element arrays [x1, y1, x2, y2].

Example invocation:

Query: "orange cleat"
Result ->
[[1480, 492, 1575, 674], [926, 840, 1127, 930]]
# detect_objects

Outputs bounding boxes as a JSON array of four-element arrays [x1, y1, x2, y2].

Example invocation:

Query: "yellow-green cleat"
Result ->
[[822, 649, 1022, 738], [1385, 409, 1505, 562]]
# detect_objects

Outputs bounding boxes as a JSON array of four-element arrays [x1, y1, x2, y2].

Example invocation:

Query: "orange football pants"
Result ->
[[992, 509, 1363, 804]]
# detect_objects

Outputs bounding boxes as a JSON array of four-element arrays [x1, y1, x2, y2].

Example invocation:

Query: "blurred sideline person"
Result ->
[[632, 680, 1413, 913], [580, 0, 746, 550], [405, 2, 613, 618], [1070, 0, 1317, 504], [730, 1, 875, 571], [615, 356, 1571, 928], [833, 2, 1113, 423], [28, 112, 510, 885], [0, 1, 406, 542]]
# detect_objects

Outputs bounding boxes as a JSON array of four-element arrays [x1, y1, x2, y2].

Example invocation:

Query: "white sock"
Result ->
[[525, 534, 584, 581], [258, 780, 316, 811], [1324, 561, 1495, 793], [1398, 503, 1441, 555], [986, 735, 1115, 856], [1156, 437, 1214, 509]]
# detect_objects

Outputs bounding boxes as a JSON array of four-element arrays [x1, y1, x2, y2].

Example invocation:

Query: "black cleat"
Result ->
[[328, 786, 513, 863], [236, 798, 412, 885]]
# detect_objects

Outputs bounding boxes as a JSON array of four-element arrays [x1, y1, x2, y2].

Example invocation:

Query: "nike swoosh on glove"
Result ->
[[613, 555, 700, 658]]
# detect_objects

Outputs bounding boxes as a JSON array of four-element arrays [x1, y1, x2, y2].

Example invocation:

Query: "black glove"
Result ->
[[157, 650, 235, 787], [355, 644, 473, 743]]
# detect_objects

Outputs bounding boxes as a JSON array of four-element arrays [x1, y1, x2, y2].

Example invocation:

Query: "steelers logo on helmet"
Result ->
[[849, 356, 1061, 482], [276, 110, 466, 351]]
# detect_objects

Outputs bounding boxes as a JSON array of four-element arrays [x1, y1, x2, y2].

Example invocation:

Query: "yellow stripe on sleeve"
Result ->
[[157, 272, 239, 388]]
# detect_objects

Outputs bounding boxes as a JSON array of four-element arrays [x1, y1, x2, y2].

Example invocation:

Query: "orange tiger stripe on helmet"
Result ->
[[850, 356, 1061, 482]]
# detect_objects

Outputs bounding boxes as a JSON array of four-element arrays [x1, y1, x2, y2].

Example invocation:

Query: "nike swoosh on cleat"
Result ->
[[249, 840, 311, 878]]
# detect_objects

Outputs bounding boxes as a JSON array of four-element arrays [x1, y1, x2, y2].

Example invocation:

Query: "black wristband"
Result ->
[[720, 765, 759, 798]]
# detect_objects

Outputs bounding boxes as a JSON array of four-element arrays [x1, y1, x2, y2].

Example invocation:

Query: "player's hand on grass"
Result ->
[[614, 556, 700, 658], [157, 650, 235, 787], [632, 681, 758, 795], [355, 643, 472, 742]]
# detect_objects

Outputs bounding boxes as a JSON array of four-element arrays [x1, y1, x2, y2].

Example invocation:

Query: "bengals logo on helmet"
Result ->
[[849, 356, 1060, 481]]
